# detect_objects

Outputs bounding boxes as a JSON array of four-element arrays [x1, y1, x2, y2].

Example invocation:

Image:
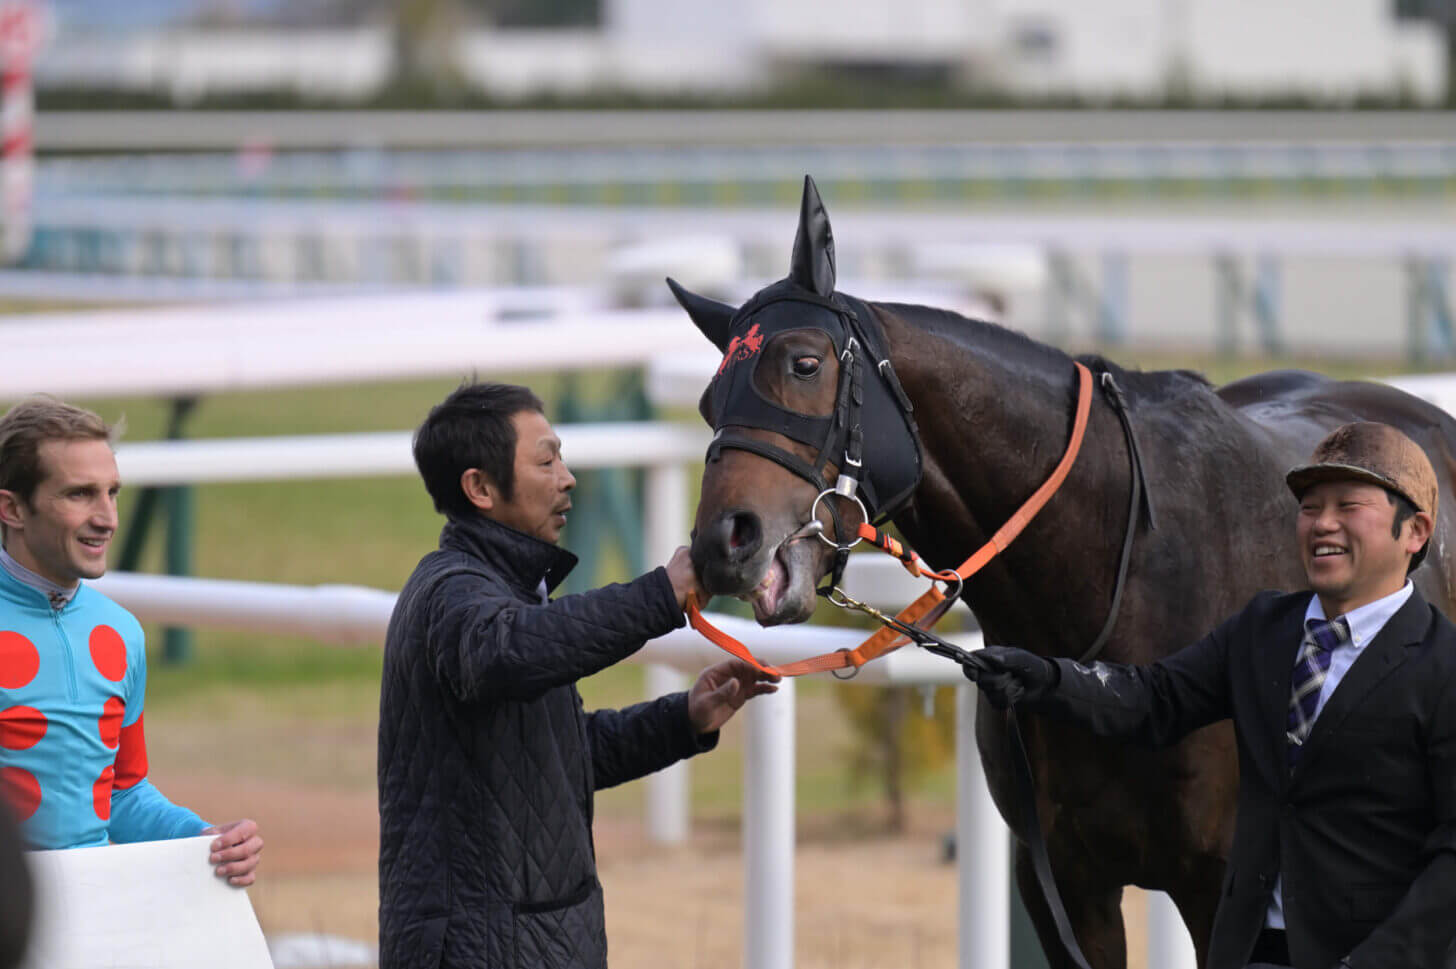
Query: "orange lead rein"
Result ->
[[684, 361, 1095, 677]]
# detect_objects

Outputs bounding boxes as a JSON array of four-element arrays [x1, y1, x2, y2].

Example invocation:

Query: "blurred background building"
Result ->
[[36, 0, 1454, 105]]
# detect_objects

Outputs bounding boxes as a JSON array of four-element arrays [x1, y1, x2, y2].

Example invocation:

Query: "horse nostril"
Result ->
[[721, 510, 761, 561]]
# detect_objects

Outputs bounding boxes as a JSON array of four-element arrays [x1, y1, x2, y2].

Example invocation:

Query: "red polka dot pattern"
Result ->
[[0, 766, 41, 822], [0, 631, 39, 689], [0, 705, 47, 750], [89, 625, 126, 682], [98, 696, 124, 749], [93, 765, 114, 820]]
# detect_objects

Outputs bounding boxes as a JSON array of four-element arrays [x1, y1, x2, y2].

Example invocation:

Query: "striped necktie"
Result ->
[[1286, 615, 1350, 768]]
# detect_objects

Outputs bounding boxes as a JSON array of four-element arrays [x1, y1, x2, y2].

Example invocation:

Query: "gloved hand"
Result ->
[[965, 646, 1060, 709]]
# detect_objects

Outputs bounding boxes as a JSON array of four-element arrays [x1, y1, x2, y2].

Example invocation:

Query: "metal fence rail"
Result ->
[[38, 140, 1456, 203]]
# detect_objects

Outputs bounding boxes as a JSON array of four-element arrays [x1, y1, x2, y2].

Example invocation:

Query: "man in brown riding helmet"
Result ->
[[969, 422, 1456, 969]]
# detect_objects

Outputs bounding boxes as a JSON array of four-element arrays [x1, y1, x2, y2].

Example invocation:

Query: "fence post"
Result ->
[[744, 677, 795, 969], [1252, 253, 1283, 356], [1214, 251, 1241, 358], [957, 685, 1009, 969], [644, 461, 690, 844], [1044, 250, 1076, 347], [162, 397, 199, 665], [1096, 250, 1129, 346], [1407, 256, 1455, 361]]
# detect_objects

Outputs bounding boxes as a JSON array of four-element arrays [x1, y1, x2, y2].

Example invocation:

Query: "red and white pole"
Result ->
[[0, 1, 37, 264]]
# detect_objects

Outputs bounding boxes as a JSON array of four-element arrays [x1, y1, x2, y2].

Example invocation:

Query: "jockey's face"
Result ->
[[0, 438, 120, 588]]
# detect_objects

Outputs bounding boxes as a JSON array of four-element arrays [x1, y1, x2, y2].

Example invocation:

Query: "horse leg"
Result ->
[[1014, 841, 1127, 969]]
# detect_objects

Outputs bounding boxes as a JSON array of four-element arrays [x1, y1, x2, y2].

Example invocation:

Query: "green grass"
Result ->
[[56, 349, 1437, 818]]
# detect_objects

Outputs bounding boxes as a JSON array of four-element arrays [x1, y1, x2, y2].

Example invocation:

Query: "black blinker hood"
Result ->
[[706, 277, 923, 524]]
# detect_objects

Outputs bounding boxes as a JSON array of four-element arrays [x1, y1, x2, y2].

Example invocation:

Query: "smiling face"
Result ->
[[1296, 479, 1431, 615], [0, 437, 120, 588], [473, 409, 576, 545]]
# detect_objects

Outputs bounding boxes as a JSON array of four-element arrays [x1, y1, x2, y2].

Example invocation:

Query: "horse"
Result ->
[[670, 176, 1456, 968]]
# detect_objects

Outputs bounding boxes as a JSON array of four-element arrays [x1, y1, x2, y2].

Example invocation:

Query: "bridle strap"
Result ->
[[685, 361, 1097, 677], [1077, 371, 1156, 664], [710, 433, 829, 493]]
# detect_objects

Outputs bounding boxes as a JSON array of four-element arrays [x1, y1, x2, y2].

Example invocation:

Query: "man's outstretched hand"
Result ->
[[687, 659, 781, 734], [966, 646, 1060, 710]]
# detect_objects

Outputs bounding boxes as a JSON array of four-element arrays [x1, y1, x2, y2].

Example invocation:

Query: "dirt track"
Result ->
[[156, 768, 1153, 969]]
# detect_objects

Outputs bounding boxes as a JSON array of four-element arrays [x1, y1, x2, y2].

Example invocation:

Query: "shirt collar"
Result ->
[[1304, 580, 1414, 650], [0, 545, 78, 609]]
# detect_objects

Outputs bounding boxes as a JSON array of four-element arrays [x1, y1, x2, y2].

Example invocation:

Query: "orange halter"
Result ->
[[685, 361, 1095, 676]]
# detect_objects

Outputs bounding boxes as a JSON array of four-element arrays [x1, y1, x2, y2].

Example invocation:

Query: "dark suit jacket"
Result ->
[[1040, 588, 1456, 969]]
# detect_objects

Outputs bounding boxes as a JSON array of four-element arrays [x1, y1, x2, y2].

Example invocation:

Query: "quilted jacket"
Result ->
[[378, 514, 714, 969]]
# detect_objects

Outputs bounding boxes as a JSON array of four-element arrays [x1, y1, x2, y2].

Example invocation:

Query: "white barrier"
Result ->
[[88, 566, 972, 685], [0, 294, 706, 400], [114, 423, 711, 485], [23, 837, 274, 969]]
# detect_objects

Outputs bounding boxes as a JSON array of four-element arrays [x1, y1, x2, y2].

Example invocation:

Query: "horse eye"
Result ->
[[792, 356, 821, 378]]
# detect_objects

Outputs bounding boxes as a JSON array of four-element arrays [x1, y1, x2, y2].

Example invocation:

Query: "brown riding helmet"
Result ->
[[1285, 421, 1439, 568]]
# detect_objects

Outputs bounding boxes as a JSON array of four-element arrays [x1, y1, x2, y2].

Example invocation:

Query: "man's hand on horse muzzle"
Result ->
[[964, 646, 1060, 709]]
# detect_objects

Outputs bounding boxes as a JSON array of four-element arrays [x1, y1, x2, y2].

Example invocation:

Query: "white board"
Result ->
[[22, 836, 274, 969]]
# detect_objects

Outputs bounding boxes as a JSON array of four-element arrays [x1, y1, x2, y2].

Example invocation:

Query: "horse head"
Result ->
[[671, 176, 922, 625]]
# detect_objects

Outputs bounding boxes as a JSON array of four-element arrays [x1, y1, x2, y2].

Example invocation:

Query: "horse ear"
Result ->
[[789, 174, 836, 297], [667, 277, 736, 352]]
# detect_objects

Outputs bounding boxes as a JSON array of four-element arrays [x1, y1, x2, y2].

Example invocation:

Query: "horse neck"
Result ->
[[876, 306, 1131, 656]]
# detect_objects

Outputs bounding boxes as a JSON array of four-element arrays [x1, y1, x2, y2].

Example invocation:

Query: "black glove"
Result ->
[[964, 646, 1060, 709]]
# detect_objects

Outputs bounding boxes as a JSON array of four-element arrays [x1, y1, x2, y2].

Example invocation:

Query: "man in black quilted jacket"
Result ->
[[378, 382, 779, 969]]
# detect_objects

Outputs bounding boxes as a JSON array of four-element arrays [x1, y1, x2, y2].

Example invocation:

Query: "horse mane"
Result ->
[[874, 300, 1213, 406]]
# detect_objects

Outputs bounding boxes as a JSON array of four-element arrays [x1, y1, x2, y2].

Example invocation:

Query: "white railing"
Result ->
[[114, 422, 711, 486], [0, 295, 705, 400]]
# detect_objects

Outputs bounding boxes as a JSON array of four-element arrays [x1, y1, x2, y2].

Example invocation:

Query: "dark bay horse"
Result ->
[[672, 177, 1456, 968]]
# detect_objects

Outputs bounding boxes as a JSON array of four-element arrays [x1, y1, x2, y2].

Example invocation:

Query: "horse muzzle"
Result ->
[[691, 509, 823, 624]]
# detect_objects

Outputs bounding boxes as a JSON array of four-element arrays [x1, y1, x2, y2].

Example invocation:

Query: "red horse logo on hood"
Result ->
[[715, 323, 764, 377]]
